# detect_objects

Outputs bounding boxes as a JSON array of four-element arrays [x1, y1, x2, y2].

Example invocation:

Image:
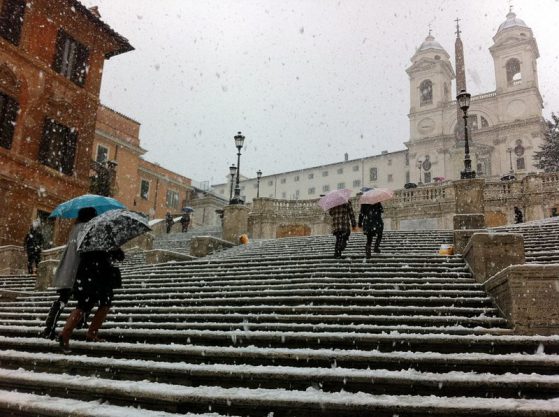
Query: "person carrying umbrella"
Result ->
[[329, 201, 357, 259], [358, 187, 393, 258], [41, 207, 96, 339], [165, 212, 174, 233], [180, 211, 191, 233], [59, 209, 150, 353], [23, 222, 43, 274]]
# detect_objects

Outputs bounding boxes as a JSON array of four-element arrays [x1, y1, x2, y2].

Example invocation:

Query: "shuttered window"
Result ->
[[0, 92, 18, 149], [53, 30, 89, 86], [38, 118, 77, 175], [0, 0, 25, 46]]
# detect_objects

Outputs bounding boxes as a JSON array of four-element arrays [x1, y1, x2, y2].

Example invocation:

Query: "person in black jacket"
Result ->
[[58, 247, 124, 353], [358, 202, 384, 258], [23, 225, 43, 274]]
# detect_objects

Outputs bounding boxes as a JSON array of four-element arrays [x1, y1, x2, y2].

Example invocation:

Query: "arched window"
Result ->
[[0, 91, 19, 149], [506, 58, 521, 85], [419, 80, 433, 105], [480, 116, 489, 128]]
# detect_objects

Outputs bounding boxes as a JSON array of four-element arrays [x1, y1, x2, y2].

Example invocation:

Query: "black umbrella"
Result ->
[[77, 209, 151, 253]]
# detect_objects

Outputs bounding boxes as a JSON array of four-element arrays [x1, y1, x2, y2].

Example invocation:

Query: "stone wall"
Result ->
[[246, 173, 559, 239]]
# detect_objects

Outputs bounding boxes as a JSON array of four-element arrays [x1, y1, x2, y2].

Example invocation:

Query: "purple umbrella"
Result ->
[[318, 189, 352, 211], [359, 188, 394, 205]]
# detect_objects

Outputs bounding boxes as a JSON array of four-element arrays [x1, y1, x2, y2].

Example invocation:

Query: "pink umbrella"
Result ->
[[318, 188, 352, 211], [359, 188, 394, 205]]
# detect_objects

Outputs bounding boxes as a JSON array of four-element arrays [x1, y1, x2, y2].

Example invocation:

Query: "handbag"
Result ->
[[110, 266, 122, 289]]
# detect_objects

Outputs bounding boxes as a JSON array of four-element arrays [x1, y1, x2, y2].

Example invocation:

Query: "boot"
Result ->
[[41, 300, 65, 340], [365, 244, 372, 259], [373, 246, 381, 253], [58, 309, 84, 354], [86, 306, 110, 342]]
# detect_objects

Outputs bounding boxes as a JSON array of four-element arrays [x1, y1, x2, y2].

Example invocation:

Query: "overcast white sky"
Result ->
[[81, 0, 559, 186]]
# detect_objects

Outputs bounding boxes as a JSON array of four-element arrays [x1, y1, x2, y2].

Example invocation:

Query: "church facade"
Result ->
[[212, 11, 545, 203]]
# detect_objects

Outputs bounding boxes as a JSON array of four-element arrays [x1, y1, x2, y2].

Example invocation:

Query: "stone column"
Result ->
[[223, 205, 250, 244], [453, 178, 486, 253]]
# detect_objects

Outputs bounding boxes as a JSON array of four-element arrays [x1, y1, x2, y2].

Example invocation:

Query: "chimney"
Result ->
[[344, 152, 349, 161], [88, 6, 101, 18]]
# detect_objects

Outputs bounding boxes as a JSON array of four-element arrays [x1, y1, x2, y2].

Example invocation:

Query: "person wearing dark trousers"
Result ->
[[23, 225, 43, 274], [329, 202, 357, 258], [514, 206, 524, 224], [41, 207, 97, 340], [358, 202, 384, 258], [165, 212, 174, 233], [59, 248, 124, 353], [180, 212, 191, 233]]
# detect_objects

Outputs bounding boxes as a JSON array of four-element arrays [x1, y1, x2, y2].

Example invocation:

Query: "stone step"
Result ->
[[0, 389, 231, 417], [1, 336, 556, 376], [3, 350, 558, 401], [0, 311, 508, 328], [2, 368, 559, 417], [2, 327, 546, 354]]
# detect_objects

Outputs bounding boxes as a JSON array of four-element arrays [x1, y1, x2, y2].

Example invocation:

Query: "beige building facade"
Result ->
[[212, 11, 546, 204]]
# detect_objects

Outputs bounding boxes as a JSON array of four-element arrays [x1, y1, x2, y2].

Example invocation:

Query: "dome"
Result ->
[[497, 11, 529, 33], [417, 34, 446, 53]]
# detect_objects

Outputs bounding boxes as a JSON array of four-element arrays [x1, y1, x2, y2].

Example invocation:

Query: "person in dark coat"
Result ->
[[328, 202, 357, 258], [41, 207, 96, 339], [23, 224, 43, 274], [358, 202, 384, 258], [165, 212, 174, 233], [180, 212, 191, 233], [514, 206, 524, 224], [58, 245, 124, 353]]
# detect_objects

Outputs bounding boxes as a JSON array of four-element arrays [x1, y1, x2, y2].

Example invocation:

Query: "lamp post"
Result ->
[[231, 131, 245, 204], [507, 147, 514, 173], [256, 169, 262, 198], [417, 159, 423, 184], [456, 89, 476, 179], [229, 164, 237, 203]]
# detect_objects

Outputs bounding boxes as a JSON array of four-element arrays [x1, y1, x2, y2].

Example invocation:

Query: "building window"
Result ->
[[295, 190, 300, 198], [166, 190, 179, 209], [387, 174, 393, 182], [352, 165, 359, 172], [294, 175, 300, 182], [405, 153, 409, 166], [405, 171, 410, 183], [308, 187, 315, 195], [280, 178, 286, 184], [337, 168, 343, 174], [96, 145, 109, 163], [281, 192, 286, 199], [481, 116, 489, 128], [322, 171, 329, 177], [517, 157, 526, 170], [0, 91, 18, 149], [353, 179, 361, 188], [38, 118, 77, 175], [267, 180, 273, 186], [369, 167, 378, 181], [419, 79, 433, 105], [387, 159, 392, 166], [140, 180, 150, 199], [337, 182, 345, 189], [322, 185, 330, 192], [53, 30, 89, 87], [308, 173, 314, 179], [0, 0, 25, 46], [506, 58, 521, 85]]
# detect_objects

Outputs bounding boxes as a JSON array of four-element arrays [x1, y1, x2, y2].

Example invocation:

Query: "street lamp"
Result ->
[[456, 89, 476, 179], [417, 159, 423, 184], [229, 164, 237, 203], [231, 131, 245, 204], [256, 169, 262, 198]]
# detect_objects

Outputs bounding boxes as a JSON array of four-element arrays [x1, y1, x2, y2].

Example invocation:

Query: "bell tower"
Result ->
[[490, 9, 540, 95], [406, 30, 455, 142]]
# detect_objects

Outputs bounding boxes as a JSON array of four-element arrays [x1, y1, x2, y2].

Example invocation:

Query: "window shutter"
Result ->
[[62, 129, 77, 175], [52, 30, 65, 73], [38, 118, 54, 165], [0, 94, 18, 149], [72, 43, 89, 86], [0, 0, 25, 46]]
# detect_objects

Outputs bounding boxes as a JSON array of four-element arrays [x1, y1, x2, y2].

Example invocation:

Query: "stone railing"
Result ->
[[245, 172, 559, 239]]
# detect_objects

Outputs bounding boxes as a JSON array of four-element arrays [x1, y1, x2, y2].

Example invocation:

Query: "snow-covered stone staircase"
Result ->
[[0, 230, 559, 416], [491, 217, 559, 264]]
